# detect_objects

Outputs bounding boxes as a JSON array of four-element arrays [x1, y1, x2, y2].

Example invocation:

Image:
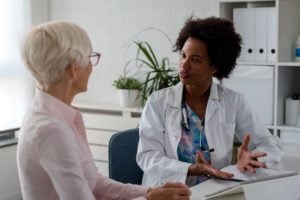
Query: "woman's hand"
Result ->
[[146, 182, 191, 200], [236, 134, 267, 173], [188, 151, 233, 179]]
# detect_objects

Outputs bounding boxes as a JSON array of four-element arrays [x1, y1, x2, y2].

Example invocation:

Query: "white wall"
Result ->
[[46, 0, 219, 105]]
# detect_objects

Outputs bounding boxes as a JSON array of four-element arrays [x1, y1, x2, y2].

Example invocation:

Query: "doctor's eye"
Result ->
[[180, 52, 186, 59], [191, 57, 201, 64]]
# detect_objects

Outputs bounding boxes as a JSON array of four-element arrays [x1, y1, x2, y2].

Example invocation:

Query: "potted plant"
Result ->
[[113, 75, 143, 107], [134, 40, 179, 105]]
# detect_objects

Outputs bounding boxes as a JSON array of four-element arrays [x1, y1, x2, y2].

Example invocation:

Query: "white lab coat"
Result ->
[[136, 82, 282, 187]]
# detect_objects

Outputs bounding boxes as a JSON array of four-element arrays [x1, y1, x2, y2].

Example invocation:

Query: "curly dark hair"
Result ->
[[174, 17, 242, 80]]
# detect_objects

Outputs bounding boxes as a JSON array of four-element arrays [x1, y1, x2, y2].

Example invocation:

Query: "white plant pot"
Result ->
[[117, 89, 139, 107]]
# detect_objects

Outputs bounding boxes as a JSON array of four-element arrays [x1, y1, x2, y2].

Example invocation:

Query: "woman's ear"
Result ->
[[67, 63, 79, 80]]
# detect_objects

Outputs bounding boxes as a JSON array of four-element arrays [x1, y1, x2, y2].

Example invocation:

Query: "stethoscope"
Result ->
[[180, 87, 204, 131], [180, 89, 214, 153], [181, 100, 190, 131]]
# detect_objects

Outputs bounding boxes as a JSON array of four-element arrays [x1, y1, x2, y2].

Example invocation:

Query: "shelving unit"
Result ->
[[219, 0, 300, 146], [73, 102, 142, 177]]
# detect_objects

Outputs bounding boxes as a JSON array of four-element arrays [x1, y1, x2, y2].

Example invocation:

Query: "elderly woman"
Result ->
[[136, 17, 283, 187], [17, 21, 190, 200]]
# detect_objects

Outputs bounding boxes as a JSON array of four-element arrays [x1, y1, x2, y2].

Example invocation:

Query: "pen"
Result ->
[[213, 176, 244, 182], [182, 107, 190, 130]]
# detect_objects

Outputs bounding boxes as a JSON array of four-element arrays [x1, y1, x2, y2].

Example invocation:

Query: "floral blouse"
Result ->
[[177, 103, 212, 186]]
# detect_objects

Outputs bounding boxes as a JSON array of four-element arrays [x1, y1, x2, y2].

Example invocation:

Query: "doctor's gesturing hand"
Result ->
[[236, 134, 267, 173], [188, 151, 233, 179]]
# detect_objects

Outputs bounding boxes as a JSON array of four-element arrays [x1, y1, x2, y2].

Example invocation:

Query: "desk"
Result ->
[[190, 157, 300, 200], [190, 178, 238, 200], [190, 175, 300, 200]]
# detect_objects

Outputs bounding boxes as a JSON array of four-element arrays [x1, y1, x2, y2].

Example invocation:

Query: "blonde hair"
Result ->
[[20, 21, 92, 85]]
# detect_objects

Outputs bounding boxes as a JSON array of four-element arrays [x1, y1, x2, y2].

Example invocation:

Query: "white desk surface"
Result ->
[[190, 178, 238, 200]]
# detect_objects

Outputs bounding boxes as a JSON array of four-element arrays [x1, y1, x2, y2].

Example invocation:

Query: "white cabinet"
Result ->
[[0, 145, 22, 200], [219, 0, 300, 150], [222, 65, 274, 125], [74, 102, 142, 177]]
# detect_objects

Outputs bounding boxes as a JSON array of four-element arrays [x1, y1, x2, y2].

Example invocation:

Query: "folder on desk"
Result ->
[[255, 7, 268, 62], [204, 165, 299, 200], [205, 176, 300, 200], [220, 165, 298, 183]]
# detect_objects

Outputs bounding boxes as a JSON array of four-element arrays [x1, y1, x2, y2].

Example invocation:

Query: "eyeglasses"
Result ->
[[89, 52, 101, 66]]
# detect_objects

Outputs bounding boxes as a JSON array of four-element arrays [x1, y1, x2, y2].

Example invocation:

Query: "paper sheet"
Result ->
[[221, 164, 298, 183]]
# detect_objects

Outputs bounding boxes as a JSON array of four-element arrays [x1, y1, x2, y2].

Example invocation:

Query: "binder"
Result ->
[[243, 8, 256, 61], [267, 7, 276, 62], [233, 8, 246, 61], [255, 8, 268, 62], [233, 8, 256, 61], [233, 7, 276, 63]]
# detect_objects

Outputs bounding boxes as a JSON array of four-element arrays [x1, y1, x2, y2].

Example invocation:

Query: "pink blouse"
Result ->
[[17, 89, 147, 200]]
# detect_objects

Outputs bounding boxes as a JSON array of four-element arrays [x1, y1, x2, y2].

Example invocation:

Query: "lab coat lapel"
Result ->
[[166, 83, 183, 152], [205, 83, 227, 167], [205, 82, 222, 122], [167, 82, 183, 109]]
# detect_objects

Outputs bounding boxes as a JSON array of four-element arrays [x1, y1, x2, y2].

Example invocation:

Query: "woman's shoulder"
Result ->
[[21, 109, 74, 144]]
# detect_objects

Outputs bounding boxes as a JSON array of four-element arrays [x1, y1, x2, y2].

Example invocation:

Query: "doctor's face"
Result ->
[[179, 37, 217, 86]]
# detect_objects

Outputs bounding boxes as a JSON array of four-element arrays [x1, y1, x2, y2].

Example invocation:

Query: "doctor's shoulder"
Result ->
[[149, 85, 178, 101], [218, 85, 249, 106], [219, 84, 246, 103]]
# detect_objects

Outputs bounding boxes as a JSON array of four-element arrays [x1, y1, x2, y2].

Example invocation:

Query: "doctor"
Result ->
[[136, 17, 283, 187]]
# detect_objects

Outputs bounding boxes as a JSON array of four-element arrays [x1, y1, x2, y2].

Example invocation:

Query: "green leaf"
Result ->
[[112, 76, 142, 90], [131, 35, 180, 105]]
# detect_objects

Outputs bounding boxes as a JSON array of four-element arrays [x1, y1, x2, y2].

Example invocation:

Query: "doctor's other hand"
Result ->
[[236, 134, 267, 173], [146, 182, 191, 200], [188, 151, 233, 179]]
